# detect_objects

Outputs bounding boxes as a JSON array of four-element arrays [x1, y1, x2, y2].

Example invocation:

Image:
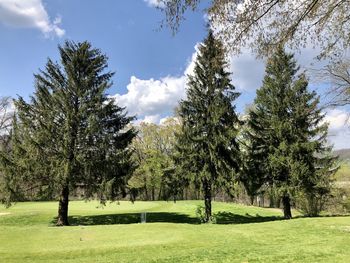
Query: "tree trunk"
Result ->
[[203, 179, 212, 223], [282, 194, 292, 219], [250, 195, 255, 206], [144, 185, 148, 201], [57, 100, 78, 226], [56, 184, 69, 226], [269, 190, 275, 208], [151, 187, 155, 201], [158, 185, 162, 200], [269, 194, 274, 208]]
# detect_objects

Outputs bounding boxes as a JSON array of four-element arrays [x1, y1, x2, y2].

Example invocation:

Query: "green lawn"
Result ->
[[0, 201, 349, 262]]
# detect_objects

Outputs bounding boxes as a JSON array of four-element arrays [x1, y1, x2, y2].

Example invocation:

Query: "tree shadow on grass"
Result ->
[[214, 211, 283, 224], [51, 212, 200, 226], [51, 211, 284, 226]]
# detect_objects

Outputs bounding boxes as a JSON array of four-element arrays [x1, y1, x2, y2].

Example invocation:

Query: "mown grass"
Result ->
[[1, 200, 350, 262]]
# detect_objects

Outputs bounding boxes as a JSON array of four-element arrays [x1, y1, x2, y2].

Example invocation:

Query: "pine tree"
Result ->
[[175, 31, 241, 222], [287, 74, 337, 216], [247, 47, 336, 218], [0, 41, 136, 225], [239, 121, 269, 205]]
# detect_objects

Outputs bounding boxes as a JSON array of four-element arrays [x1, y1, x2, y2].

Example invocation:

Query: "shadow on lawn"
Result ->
[[214, 211, 283, 224], [51, 211, 283, 226], [54, 212, 199, 226]]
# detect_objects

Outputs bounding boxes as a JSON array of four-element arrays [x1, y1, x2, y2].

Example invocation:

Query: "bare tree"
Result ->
[[160, 0, 350, 59], [0, 96, 13, 135], [321, 59, 350, 107]]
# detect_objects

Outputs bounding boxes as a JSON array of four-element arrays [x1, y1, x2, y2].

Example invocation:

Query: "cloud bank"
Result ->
[[324, 109, 350, 149], [143, 0, 165, 8], [112, 75, 187, 124], [112, 44, 198, 124], [0, 0, 65, 37]]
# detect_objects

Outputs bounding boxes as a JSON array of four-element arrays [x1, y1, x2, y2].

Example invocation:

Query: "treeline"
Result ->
[[127, 33, 338, 222], [0, 31, 343, 225]]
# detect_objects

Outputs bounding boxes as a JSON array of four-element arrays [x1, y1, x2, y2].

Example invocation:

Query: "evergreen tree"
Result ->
[[247, 47, 336, 218], [175, 31, 240, 222], [287, 74, 337, 216], [0, 41, 136, 225], [239, 121, 269, 205]]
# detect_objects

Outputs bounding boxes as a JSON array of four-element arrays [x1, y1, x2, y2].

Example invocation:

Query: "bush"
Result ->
[[309, 187, 350, 215], [332, 188, 350, 214], [296, 192, 329, 217], [195, 205, 217, 223]]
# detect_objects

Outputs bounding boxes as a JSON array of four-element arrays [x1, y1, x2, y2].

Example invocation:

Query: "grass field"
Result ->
[[1, 200, 350, 263]]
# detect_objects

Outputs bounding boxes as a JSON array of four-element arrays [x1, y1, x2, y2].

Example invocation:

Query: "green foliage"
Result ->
[[195, 204, 217, 223], [0, 41, 136, 225], [246, 47, 337, 218], [326, 179, 350, 214], [343, 197, 350, 212], [129, 118, 181, 201], [195, 204, 206, 223], [175, 30, 241, 222], [239, 121, 269, 204]]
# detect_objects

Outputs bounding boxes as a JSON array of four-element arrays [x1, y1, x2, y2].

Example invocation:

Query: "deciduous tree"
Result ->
[[160, 0, 350, 59]]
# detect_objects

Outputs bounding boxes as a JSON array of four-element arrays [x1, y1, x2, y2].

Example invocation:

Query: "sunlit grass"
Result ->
[[0, 201, 349, 262]]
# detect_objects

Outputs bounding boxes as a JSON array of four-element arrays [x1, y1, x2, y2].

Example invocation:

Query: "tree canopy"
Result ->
[[128, 118, 181, 202], [160, 0, 350, 59], [320, 58, 350, 107]]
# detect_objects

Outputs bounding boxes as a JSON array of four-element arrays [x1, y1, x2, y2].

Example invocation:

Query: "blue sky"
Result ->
[[0, 0, 349, 149], [0, 0, 207, 98]]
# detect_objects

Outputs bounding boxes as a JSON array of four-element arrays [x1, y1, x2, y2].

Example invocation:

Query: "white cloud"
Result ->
[[112, 75, 187, 122], [324, 109, 350, 150], [143, 114, 162, 124], [325, 109, 350, 131], [229, 51, 265, 91], [143, 0, 165, 8], [112, 44, 199, 124], [159, 116, 171, 125], [184, 44, 199, 76], [0, 0, 65, 37]]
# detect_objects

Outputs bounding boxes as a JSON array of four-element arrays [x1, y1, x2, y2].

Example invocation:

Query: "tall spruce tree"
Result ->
[[287, 73, 337, 216], [175, 31, 240, 222], [239, 121, 269, 205], [247, 47, 336, 219], [0, 41, 136, 225]]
